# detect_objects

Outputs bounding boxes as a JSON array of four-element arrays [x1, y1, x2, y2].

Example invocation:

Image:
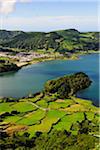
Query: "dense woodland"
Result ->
[[44, 72, 92, 98], [0, 123, 99, 150], [0, 29, 99, 53], [0, 60, 20, 73]]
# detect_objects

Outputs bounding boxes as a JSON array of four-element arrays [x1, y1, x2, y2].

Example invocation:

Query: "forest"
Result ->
[[0, 29, 99, 53]]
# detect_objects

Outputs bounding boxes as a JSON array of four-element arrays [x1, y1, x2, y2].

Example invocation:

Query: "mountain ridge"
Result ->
[[0, 29, 99, 53]]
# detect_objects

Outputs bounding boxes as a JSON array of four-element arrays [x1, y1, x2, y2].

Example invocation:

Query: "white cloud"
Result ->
[[0, 0, 16, 14], [0, 0, 97, 15], [1, 15, 98, 31], [0, 0, 32, 14]]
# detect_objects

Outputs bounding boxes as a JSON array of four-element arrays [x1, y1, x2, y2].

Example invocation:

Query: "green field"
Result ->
[[54, 112, 84, 131], [4, 116, 22, 123], [12, 101, 37, 113], [17, 109, 46, 125], [36, 99, 48, 108], [0, 95, 99, 138], [0, 103, 14, 113], [48, 99, 74, 109]]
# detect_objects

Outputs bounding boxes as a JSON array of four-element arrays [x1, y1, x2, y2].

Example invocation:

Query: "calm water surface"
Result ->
[[0, 54, 99, 106]]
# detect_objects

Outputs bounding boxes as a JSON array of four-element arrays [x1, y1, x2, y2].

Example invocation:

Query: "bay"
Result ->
[[0, 54, 99, 106]]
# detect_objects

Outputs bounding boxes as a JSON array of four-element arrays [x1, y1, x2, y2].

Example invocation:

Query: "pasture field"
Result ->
[[17, 109, 46, 125], [36, 99, 48, 108], [12, 101, 37, 113], [3, 116, 22, 123], [0, 103, 14, 113], [54, 112, 84, 131], [0, 95, 99, 138]]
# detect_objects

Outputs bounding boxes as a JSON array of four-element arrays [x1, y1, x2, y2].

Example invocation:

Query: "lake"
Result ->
[[0, 54, 99, 106]]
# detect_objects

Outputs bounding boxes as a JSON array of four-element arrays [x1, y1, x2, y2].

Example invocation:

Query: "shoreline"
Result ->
[[0, 51, 99, 74], [0, 52, 99, 106], [0, 94, 99, 108], [16, 50, 99, 68], [16, 55, 78, 67]]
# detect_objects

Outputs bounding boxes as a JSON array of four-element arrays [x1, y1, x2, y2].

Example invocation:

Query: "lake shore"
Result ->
[[16, 54, 78, 67], [0, 53, 99, 105], [0, 50, 99, 70], [16, 50, 99, 68]]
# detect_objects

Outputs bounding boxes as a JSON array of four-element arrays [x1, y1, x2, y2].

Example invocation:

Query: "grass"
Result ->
[[48, 100, 74, 109], [63, 103, 87, 112], [20, 97, 39, 103], [92, 114, 100, 125], [0, 96, 99, 137], [47, 110, 67, 118], [0, 103, 13, 113], [43, 95, 57, 102], [49, 101, 69, 109], [28, 110, 67, 137], [17, 109, 46, 125], [54, 112, 84, 131], [71, 97, 92, 105], [12, 102, 37, 113], [86, 112, 95, 121], [64, 97, 99, 113], [0, 56, 10, 61], [36, 99, 48, 108], [3, 116, 22, 123], [71, 97, 99, 112], [28, 116, 58, 137]]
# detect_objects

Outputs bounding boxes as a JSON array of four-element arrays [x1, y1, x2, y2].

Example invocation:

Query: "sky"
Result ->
[[0, 0, 99, 32]]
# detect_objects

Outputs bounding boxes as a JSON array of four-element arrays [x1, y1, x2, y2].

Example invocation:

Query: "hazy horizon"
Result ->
[[0, 28, 99, 33]]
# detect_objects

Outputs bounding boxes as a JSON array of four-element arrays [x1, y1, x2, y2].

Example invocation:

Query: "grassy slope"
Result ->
[[0, 94, 99, 138]]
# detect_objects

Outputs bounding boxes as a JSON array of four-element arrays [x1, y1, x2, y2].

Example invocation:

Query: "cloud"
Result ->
[[0, 0, 32, 14], [1, 15, 98, 31], [0, 0, 97, 15]]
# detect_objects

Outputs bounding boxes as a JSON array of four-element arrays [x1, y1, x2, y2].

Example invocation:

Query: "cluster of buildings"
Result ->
[[0, 51, 53, 62]]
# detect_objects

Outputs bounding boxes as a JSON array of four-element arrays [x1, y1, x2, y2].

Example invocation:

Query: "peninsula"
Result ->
[[0, 72, 99, 149]]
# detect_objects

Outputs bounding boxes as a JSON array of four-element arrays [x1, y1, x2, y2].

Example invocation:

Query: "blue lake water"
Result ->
[[0, 54, 99, 106]]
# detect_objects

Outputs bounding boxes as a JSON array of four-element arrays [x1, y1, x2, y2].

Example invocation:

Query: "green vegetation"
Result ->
[[0, 72, 99, 149], [12, 101, 36, 113], [0, 96, 99, 149], [36, 99, 48, 108], [0, 102, 13, 113], [4, 116, 22, 124], [54, 112, 84, 131], [17, 109, 45, 125], [0, 29, 99, 53], [0, 59, 20, 73], [0, 29, 99, 73], [44, 72, 92, 98]]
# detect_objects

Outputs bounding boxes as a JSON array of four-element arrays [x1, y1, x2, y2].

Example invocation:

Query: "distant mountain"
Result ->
[[0, 30, 23, 43], [0, 29, 99, 53]]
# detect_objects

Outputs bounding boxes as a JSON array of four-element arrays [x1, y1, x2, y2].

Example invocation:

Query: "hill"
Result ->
[[44, 72, 92, 98], [0, 29, 99, 53]]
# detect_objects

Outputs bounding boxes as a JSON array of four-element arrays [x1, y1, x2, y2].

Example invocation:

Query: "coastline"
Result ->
[[0, 50, 99, 73], [16, 55, 78, 67], [0, 55, 99, 110], [16, 50, 99, 68]]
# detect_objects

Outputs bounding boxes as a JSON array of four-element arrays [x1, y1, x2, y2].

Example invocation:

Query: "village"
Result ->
[[0, 50, 67, 67]]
